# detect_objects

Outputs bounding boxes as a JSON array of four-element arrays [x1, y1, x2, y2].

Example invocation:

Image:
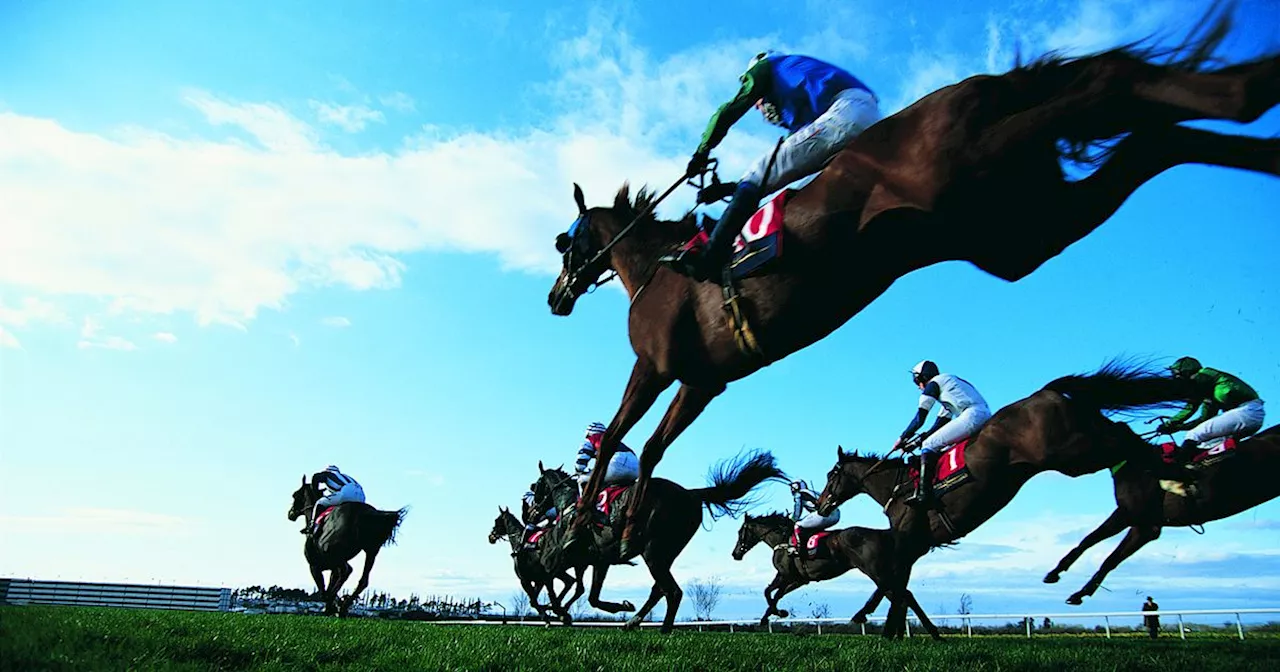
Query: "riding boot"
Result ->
[[659, 181, 761, 282], [789, 525, 806, 556], [905, 451, 939, 507]]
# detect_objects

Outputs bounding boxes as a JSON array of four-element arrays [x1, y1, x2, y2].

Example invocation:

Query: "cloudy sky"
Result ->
[[2, 0, 1279, 623]]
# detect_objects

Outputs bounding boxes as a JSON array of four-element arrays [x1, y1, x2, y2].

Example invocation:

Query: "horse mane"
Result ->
[[746, 511, 792, 526], [1006, 0, 1240, 168], [838, 448, 884, 464], [613, 182, 699, 236]]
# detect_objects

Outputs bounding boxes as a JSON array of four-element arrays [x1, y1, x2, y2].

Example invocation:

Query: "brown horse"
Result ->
[[812, 362, 1198, 634], [1045, 424, 1280, 605], [732, 512, 941, 638], [549, 2, 1280, 555]]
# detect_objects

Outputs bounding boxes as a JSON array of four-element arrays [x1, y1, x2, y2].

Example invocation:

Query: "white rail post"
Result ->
[[966, 617, 972, 638], [768, 619, 773, 634], [860, 622, 866, 636], [1179, 614, 1185, 640], [817, 621, 823, 635], [1236, 613, 1245, 641], [906, 618, 912, 638], [1104, 616, 1111, 639], [1026, 617, 1032, 639]]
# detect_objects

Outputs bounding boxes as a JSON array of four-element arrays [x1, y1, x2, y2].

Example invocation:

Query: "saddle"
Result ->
[[789, 530, 832, 560]]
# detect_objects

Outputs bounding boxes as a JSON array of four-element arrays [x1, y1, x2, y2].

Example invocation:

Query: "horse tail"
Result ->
[[690, 450, 787, 520], [1042, 358, 1196, 416], [367, 506, 409, 548]]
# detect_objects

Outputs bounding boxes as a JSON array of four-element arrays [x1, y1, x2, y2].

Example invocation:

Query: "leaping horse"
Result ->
[[1045, 424, 1280, 604], [549, 1, 1280, 555]]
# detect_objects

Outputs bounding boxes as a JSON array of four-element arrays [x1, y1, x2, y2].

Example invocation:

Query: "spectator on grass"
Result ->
[[1143, 596, 1160, 638]]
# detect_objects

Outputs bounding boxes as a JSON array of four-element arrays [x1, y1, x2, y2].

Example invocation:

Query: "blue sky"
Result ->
[[2, 0, 1279, 623]]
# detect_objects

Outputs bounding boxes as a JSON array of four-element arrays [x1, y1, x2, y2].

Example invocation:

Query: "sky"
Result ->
[[2, 0, 1279, 625]]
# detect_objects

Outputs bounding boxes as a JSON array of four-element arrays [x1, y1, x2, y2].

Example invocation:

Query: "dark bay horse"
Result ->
[[813, 363, 1198, 634], [548, 1, 1280, 556], [488, 507, 585, 624], [287, 477, 407, 616], [532, 450, 784, 633], [1045, 424, 1280, 605], [732, 512, 941, 638]]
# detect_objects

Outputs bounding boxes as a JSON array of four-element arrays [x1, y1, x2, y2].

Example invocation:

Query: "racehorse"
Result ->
[[732, 512, 941, 638], [813, 361, 1198, 636], [548, 1, 1280, 556], [287, 477, 407, 616], [488, 507, 585, 624], [531, 450, 785, 633], [1045, 424, 1280, 604]]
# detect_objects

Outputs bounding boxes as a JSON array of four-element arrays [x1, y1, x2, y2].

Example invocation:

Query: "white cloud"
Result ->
[[182, 89, 318, 153], [80, 316, 100, 339], [0, 326, 20, 349], [0, 296, 67, 327], [320, 316, 351, 328], [379, 92, 417, 113], [153, 331, 178, 343], [288, 332, 300, 348], [309, 101, 385, 132]]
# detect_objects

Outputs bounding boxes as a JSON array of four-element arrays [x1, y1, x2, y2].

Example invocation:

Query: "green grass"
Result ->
[[4, 606, 1280, 671]]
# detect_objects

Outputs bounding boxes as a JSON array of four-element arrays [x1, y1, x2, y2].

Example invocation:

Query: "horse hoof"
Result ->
[[777, 609, 789, 618], [623, 618, 641, 631], [1043, 573, 1060, 584], [1066, 595, 1084, 606], [621, 600, 636, 611]]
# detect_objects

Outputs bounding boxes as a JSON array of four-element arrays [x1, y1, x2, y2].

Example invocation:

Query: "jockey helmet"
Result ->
[[911, 360, 939, 385], [585, 421, 607, 437], [1170, 356, 1202, 378]]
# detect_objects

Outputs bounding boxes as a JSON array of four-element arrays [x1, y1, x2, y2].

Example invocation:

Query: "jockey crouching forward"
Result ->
[[893, 360, 992, 508], [789, 479, 840, 556], [305, 465, 365, 534], [575, 422, 640, 492], [660, 50, 882, 282], [1160, 357, 1265, 463]]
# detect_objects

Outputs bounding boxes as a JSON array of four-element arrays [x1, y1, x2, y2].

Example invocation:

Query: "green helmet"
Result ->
[[1170, 356, 1201, 378]]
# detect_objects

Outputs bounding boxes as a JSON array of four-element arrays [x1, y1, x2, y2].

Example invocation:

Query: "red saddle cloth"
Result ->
[[524, 529, 546, 548], [1160, 437, 1238, 465], [907, 440, 972, 488], [595, 485, 629, 516], [789, 530, 832, 559], [313, 506, 335, 531], [678, 190, 791, 279]]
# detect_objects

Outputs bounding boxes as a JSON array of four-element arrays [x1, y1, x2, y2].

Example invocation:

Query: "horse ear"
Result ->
[[538, 460, 546, 473], [301, 475, 306, 485], [573, 183, 587, 215], [836, 445, 846, 460]]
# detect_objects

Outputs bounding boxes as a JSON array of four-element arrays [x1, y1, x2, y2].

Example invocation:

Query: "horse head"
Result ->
[[489, 506, 513, 544], [287, 475, 318, 521], [732, 514, 768, 561], [548, 183, 614, 316], [816, 445, 870, 516]]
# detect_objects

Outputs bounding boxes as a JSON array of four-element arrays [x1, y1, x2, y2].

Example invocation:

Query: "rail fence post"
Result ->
[[1236, 613, 1244, 641], [768, 619, 773, 634], [966, 617, 972, 638], [1179, 614, 1185, 640], [906, 618, 912, 638], [1026, 617, 1031, 639], [1104, 616, 1111, 639], [817, 622, 823, 635], [729, 623, 735, 633], [860, 622, 866, 636]]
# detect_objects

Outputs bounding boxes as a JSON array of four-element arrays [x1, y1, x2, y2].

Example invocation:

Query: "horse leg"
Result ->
[[765, 579, 805, 621], [586, 563, 636, 614], [339, 552, 379, 617], [1044, 509, 1131, 584], [972, 126, 1280, 283], [626, 557, 683, 634], [567, 358, 672, 548], [557, 566, 588, 621], [1129, 53, 1280, 125], [327, 563, 354, 617], [852, 587, 886, 624], [619, 382, 724, 557], [1066, 524, 1162, 605], [903, 590, 943, 640]]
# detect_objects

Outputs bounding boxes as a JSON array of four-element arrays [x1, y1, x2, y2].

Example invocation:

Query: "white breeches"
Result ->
[[795, 509, 841, 530], [314, 483, 365, 518], [740, 87, 882, 194], [921, 405, 992, 454], [1186, 399, 1266, 445]]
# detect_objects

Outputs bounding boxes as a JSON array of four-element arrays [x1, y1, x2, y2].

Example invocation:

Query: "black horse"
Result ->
[[288, 476, 407, 616], [530, 450, 785, 633], [488, 506, 587, 624]]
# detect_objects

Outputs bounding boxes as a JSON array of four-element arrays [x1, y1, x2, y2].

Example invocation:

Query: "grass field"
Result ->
[[4, 606, 1280, 671]]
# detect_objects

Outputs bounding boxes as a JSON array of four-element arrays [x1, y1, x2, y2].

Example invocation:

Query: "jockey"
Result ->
[[520, 488, 557, 547], [1160, 357, 1265, 463], [305, 465, 365, 534], [789, 479, 840, 556], [574, 421, 640, 490], [893, 360, 992, 507], [660, 50, 882, 281]]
